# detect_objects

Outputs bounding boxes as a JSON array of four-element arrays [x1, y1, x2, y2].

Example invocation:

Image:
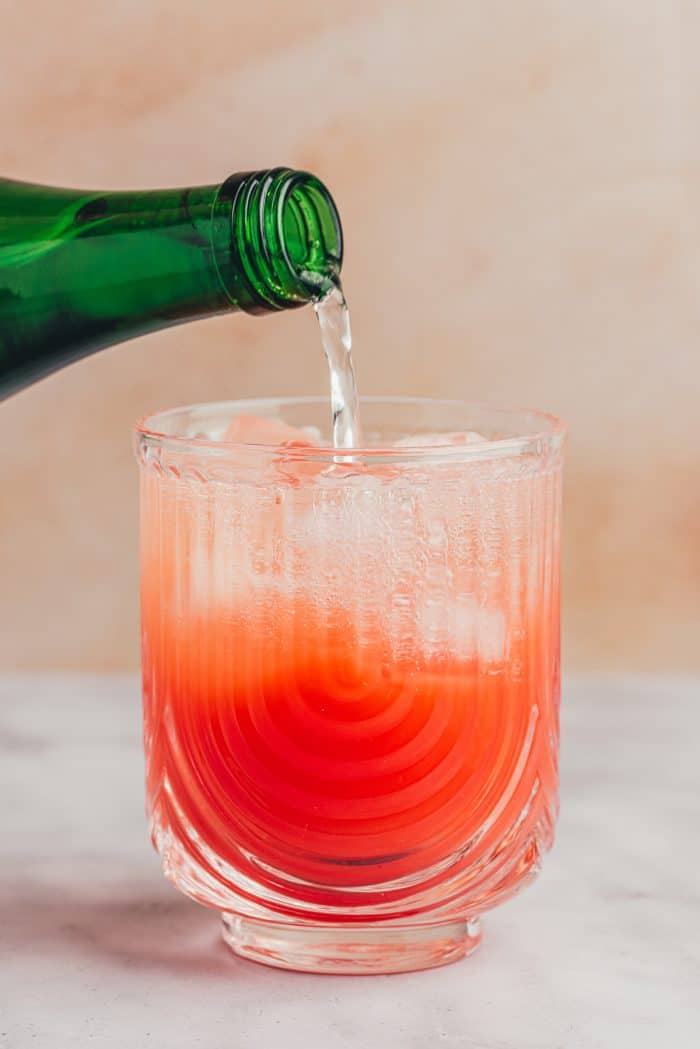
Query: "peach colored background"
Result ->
[[1, 2, 698, 671]]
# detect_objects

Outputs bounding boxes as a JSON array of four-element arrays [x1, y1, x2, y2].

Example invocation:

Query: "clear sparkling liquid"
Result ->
[[314, 282, 361, 449]]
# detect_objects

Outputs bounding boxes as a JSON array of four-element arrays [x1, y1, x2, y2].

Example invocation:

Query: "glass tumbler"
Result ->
[[134, 397, 564, 974]]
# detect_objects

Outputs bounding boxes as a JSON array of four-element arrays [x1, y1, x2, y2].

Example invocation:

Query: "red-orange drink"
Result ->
[[136, 398, 563, 972], [144, 599, 557, 893]]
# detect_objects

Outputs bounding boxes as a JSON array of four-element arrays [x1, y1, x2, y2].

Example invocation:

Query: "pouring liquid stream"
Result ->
[[313, 281, 362, 450]]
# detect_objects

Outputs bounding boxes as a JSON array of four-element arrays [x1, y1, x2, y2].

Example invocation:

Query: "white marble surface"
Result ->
[[1, 675, 698, 1048]]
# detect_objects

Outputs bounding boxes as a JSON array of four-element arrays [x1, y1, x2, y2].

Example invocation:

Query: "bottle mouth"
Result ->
[[216, 168, 343, 312]]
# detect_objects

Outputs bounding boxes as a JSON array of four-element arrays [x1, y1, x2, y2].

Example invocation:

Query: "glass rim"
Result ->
[[134, 396, 566, 464]]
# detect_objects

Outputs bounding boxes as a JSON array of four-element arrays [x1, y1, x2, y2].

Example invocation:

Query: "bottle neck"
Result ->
[[0, 169, 343, 396], [212, 168, 343, 313]]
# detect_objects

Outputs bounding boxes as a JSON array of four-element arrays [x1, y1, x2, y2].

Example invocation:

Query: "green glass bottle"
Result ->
[[0, 168, 342, 397]]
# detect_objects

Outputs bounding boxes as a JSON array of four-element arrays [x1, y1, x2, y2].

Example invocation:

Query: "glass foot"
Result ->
[[221, 913, 482, 974]]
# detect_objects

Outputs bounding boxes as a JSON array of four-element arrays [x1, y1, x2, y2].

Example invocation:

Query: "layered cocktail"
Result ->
[[135, 397, 563, 973]]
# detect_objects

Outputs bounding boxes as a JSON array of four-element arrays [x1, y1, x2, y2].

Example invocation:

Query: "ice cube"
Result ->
[[224, 413, 319, 447], [417, 596, 506, 663], [180, 416, 326, 609], [393, 431, 487, 448]]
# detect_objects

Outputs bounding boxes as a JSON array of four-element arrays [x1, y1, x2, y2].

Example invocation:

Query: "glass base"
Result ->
[[221, 913, 482, 974]]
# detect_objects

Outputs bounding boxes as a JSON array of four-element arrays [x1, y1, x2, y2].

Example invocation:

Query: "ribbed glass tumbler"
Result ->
[[134, 397, 564, 974]]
